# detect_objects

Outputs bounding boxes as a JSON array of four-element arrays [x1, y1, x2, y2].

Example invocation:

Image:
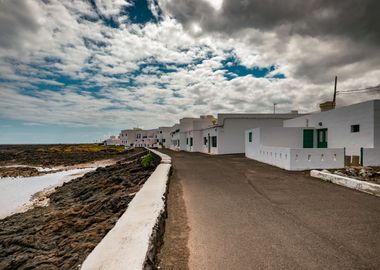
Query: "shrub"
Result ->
[[141, 153, 155, 168]]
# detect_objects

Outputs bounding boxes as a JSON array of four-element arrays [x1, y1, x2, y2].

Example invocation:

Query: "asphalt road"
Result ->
[[158, 150, 380, 270]]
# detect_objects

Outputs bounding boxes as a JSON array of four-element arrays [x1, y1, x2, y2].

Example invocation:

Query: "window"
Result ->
[[162, 139, 166, 143], [186, 138, 189, 145], [137, 134, 141, 139], [203, 137, 207, 145], [248, 132, 253, 143], [211, 136, 217, 147], [351, 124, 360, 133], [190, 137, 193, 146]]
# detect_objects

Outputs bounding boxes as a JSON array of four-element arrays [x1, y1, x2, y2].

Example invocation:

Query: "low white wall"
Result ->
[[289, 148, 344, 170], [81, 149, 171, 270], [248, 146, 344, 171], [363, 148, 380, 166], [311, 170, 380, 197], [254, 146, 291, 170], [245, 129, 345, 170]]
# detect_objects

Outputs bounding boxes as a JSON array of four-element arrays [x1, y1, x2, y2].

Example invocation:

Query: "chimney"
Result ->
[[319, 101, 336, 112], [319, 76, 338, 112]]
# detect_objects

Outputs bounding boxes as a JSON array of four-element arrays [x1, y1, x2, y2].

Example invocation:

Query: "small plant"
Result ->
[[141, 153, 155, 168]]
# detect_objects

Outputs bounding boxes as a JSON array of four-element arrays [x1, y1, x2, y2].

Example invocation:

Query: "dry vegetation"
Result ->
[[0, 144, 126, 167]]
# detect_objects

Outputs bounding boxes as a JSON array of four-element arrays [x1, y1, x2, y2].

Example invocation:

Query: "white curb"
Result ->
[[310, 170, 380, 197], [81, 149, 171, 270]]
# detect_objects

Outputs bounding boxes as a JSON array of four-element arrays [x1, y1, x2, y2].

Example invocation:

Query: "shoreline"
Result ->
[[0, 148, 160, 269]]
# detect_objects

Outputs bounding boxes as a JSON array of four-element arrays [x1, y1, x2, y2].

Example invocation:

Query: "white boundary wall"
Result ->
[[245, 128, 345, 170], [363, 148, 380, 166], [81, 149, 171, 270]]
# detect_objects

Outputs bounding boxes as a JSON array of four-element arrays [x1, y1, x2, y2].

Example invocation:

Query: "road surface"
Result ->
[[158, 150, 380, 270]]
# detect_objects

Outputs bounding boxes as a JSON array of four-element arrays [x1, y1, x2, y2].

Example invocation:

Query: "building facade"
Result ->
[[245, 100, 380, 170], [157, 126, 172, 148], [119, 128, 159, 148], [200, 112, 301, 155], [104, 135, 122, 146]]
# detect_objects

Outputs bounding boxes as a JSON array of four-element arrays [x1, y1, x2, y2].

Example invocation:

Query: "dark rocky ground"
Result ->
[[0, 144, 126, 167], [333, 166, 380, 184], [0, 167, 42, 178], [0, 148, 160, 270]]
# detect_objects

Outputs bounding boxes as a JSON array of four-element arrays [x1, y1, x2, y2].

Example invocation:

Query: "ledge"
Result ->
[[310, 170, 380, 197], [81, 149, 171, 270]]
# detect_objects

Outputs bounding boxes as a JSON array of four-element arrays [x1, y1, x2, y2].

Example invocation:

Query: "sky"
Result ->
[[0, 0, 379, 144]]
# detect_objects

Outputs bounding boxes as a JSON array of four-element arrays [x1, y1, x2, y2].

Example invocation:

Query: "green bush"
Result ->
[[141, 153, 155, 168]]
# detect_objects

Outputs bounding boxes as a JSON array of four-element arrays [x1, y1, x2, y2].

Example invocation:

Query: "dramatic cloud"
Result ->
[[0, 0, 379, 143]]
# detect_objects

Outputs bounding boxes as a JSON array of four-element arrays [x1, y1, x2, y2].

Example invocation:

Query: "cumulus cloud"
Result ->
[[160, 0, 380, 84], [0, 0, 43, 49], [0, 0, 379, 140]]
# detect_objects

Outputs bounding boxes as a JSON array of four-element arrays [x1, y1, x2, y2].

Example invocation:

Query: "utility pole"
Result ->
[[273, 103, 277, 114], [333, 75, 338, 104]]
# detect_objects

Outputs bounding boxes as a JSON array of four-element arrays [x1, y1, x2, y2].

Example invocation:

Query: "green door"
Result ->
[[317, 129, 328, 148], [303, 129, 314, 148]]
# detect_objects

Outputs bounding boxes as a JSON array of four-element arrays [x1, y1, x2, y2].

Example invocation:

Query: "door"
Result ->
[[303, 129, 314, 148], [317, 129, 328, 148], [208, 134, 211, 153]]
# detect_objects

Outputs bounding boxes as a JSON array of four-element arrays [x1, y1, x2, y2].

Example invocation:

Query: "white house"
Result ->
[[169, 124, 180, 151], [157, 126, 172, 148], [245, 99, 380, 170], [104, 135, 122, 146], [179, 115, 215, 152], [200, 112, 301, 155], [119, 128, 159, 148]]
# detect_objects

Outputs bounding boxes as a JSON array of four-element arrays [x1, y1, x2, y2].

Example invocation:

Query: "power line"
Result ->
[[337, 84, 380, 95]]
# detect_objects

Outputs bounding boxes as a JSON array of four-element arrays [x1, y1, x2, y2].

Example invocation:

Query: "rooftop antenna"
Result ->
[[333, 75, 338, 104], [273, 103, 277, 114]]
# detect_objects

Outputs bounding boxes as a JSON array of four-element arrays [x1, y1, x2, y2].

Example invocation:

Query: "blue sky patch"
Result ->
[[221, 55, 285, 80], [121, 0, 160, 25]]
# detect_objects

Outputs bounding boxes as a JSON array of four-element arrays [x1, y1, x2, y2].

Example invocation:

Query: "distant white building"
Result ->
[[119, 128, 159, 148], [169, 124, 180, 151], [245, 100, 380, 170], [179, 115, 215, 152], [200, 112, 301, 155], [104, 135, 122, 146], [157, 126, 172, 148]]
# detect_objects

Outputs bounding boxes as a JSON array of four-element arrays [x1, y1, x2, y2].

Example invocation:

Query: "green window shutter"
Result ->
[[249, 132, 252, 142]]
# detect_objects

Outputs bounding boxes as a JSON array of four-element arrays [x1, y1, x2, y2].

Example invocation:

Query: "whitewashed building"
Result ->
[[157, 126, 172, 148], [119, 128, 159, 148], [200, 113, 301, 155], [169, 124, 180, 151], [104, 135, 122, 146], [245, 99, 380, 170], [179, 115, 215, 152]]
